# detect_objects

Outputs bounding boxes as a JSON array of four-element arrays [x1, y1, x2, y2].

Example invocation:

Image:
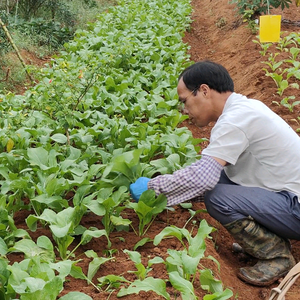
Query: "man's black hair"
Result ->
[[178, 60, 234, 93]]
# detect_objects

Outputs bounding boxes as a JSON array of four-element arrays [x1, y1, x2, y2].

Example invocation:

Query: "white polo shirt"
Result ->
[[202, 92, 300, 199]]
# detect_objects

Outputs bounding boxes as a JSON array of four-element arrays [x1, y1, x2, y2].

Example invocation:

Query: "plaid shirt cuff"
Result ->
[[148, 155, 223, 206]]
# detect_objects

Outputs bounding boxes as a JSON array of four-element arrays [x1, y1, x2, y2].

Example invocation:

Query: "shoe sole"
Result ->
[[237, 270, 288, 287]]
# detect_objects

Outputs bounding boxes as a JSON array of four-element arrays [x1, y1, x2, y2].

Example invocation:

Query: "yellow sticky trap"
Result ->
[[259, 15, 281, 43]]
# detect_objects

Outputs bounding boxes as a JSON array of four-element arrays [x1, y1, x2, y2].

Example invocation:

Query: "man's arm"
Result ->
[[212, 156, 227, 166], [148, 155, 225, 206]]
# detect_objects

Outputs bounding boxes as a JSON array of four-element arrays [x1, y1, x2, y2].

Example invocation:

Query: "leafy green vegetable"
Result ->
[[98, 274, 130, 290], [8, 236, 55, 262], [168, 271, 197, 300], [85, 186, 130, 235], [26, 206, 87, 259], [59, 292, 93, 300], [118, 277, 170, 299], [127, 189, 167, 236], [123, 249, 164, 281], [154, 220, 216, 281], [7, 257, 63, 300], [85, 250, 113, 282]]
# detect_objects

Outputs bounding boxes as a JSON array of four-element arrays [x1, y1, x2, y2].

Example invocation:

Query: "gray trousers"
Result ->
[[204, 171, 300, 240]]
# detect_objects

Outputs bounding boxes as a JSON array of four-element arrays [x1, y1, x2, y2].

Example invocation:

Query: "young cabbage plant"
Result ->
[[154, 220, 216, 281], [0, 207, 30, 250], [85, 186, 131, 235], [0, 257, 11, 299], [179, 202, 208, 229], [280, 95, 300, 112], [263, 71, 289, 96], [168, 271, 198, 300], [30, 170, 69, 216], [159, 132, 202, 166], [5, 255, 95, 300], [99, 148, 156, 189], [150, 153, 183, 175], [276, 34, 297, 52], [127, 189, 167, 236], [6, 257, 64, 300], [158, 268, 232, 300], [0, 159, 35, 215], [154, 221, 233, 299], [50, 258, 101, 292], [98, 274, 131, 292], [59, 292, 93, 300], [289, 46, 300, 60], [8, 236, 55, 262], [123, 249, 164, 280], [26, 206, 87, 260], [252, 38, 272, 56], [84, 250, 113, 284], [200, 269, 233, 300], [66, 228, 111, 260], [262, 53, 282, 72], [117, 277, 171, 299], [117, 250, 169, 299], [97, 251, 169, 298]]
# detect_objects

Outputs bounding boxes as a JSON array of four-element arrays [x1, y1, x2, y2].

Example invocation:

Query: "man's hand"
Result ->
[[129, 177, 150, 201]]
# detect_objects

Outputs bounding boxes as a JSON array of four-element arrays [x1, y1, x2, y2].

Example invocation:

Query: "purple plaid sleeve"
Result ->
[[147, 155, 224, 206]]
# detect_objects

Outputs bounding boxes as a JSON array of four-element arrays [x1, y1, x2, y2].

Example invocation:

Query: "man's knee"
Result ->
[[204, 184, 238, 224], [204, 186, 225, 217]]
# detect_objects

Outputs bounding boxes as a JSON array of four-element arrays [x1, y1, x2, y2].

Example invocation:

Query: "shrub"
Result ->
[[231, 0, 292, 18]]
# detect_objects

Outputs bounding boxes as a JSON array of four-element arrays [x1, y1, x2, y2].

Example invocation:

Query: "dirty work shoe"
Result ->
[[232, 243, 244, 253], [238, 256, 296, 286], [224, 218, 296, 286]]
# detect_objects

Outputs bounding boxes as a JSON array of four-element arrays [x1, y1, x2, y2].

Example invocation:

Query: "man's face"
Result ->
[[177, 78, 212, 127]]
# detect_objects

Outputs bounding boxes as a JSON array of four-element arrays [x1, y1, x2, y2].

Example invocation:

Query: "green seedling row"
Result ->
[[254, 32, 300, 118]]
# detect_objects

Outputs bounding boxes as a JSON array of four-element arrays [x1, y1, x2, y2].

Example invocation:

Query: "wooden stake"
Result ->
[[0, 17, 34, 83]]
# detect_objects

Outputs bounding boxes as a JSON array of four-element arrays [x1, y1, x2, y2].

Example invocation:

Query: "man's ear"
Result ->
[[200, 84, 209, 96]]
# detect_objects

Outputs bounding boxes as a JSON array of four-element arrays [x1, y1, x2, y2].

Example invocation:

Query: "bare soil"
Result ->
[[8, 0, 300, 299]]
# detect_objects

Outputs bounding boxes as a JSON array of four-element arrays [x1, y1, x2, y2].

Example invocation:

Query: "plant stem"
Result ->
[[130, 223, 138, 236], [106, 289, 114, 300], [85, 274, 101, 292], [66, 242, 82, 260], [72, 67, 100, 111], [142, 216, 156, 236], [183, 214, 194, 229]]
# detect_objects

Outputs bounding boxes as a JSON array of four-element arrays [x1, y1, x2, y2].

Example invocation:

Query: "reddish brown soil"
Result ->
[[8, 0, 300, 299]]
